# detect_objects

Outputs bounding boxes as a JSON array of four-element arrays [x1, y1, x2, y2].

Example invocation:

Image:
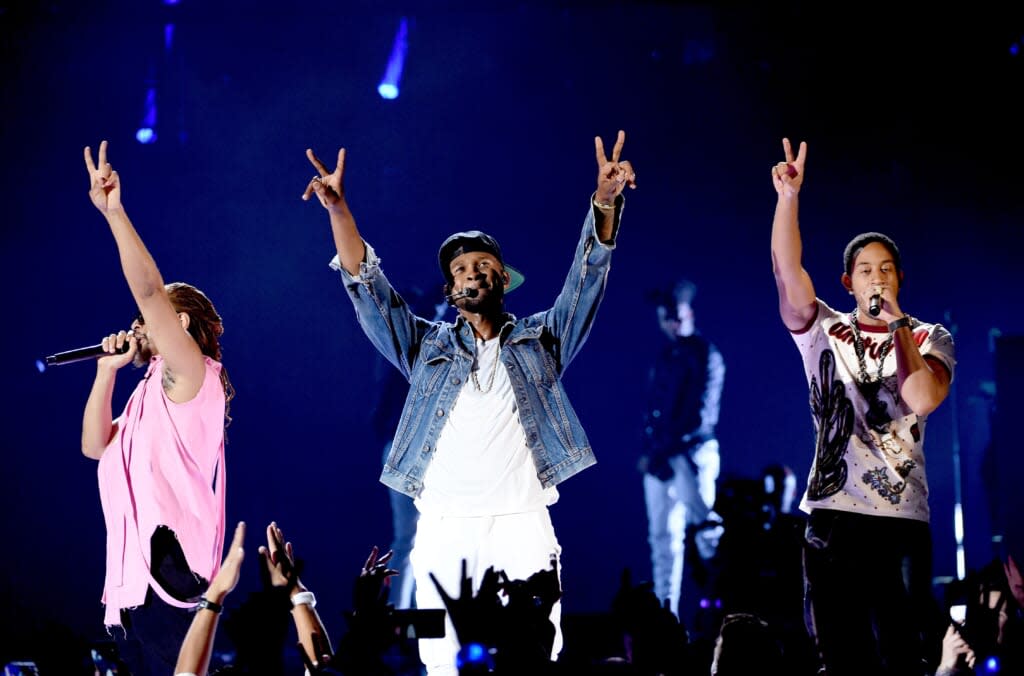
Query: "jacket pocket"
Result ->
[[412, 353, 451, 396], [512, 332, 558, 388]]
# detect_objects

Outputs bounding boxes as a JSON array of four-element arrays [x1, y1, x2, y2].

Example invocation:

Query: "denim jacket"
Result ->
[[330, 197, 621, 498]]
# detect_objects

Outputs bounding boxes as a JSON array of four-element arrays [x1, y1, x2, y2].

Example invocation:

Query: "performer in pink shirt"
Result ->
[[81, 141, 234, 676]]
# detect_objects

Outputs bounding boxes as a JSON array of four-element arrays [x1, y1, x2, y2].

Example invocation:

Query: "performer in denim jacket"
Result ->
[[303, 131, 635, 675]]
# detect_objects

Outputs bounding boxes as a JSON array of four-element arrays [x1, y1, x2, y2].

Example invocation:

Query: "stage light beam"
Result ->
[[136, 86, 158, 144], [377, 17, 408, 100]]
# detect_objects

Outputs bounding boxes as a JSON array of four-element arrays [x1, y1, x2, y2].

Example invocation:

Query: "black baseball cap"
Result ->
[[438, 230, 525, 292]]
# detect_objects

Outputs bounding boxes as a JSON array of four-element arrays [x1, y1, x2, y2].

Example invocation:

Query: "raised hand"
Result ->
[[84, 140, 122, 213], [207, 521, 246, 601], [937, 622, 976, 673], [1005, 554, 1024, 608], [258, 521, 303, 592], [302, 147, 347, 210], [352, 545, 398, 615], [771, 137, 807, 196], [430, 559, 504, 648], [594, 130, 636, 204]]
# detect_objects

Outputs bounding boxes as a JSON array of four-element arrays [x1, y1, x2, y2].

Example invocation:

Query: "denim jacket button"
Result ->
[[451, 376, 461, 385], [435, 408, 445, 417], [422, 445, 432, 454]]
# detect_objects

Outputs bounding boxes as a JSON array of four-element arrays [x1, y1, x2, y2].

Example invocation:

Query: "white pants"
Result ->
[[410, 509, 563, 675], [643, 439, 720, 617]]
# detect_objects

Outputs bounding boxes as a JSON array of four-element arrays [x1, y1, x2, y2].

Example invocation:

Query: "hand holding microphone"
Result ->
[[868, 286, 883, 317], [44, 330, 138, 368], [99, 330, 138, 368]]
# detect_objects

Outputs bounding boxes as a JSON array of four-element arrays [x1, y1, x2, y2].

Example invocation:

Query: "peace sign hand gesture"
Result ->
[[84, 140, 122, 213], [771, 137, 807, 196], [594, 130, 636, 205], [302, 147, 347, 211]]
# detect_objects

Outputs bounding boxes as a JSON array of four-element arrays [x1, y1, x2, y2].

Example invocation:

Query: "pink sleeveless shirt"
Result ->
[[97, 355, 227, 627]]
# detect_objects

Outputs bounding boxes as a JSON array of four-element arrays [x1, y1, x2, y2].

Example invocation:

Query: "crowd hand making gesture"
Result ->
[[174, 522, 246, 676], [430, 561, 506, 653], [936, 622, 976, 676], [258, 521, 304, 594], [351, 545, 399, 617], [257, 522, 334, 671], [332, 545, 401, 675]]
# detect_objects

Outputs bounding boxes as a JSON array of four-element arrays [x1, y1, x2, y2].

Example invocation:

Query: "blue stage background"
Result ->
[[2, 0, 1022, 666]]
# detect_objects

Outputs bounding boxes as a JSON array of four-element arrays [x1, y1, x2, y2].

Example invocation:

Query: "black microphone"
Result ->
[[445, 287, 479, 305], [868, 293, 882, 317], [45, 335, 133, 367]]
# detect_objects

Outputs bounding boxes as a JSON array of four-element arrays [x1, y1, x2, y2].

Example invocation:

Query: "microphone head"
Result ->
[[868, 294, 882, 316]]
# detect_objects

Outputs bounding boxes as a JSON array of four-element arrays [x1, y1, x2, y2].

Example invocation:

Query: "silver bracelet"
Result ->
[[593, 197, 616, 210], [888, 316, 912, 333]]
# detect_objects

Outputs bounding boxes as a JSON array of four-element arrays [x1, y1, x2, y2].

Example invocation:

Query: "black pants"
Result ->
[[114, 526, 209, 676], [803, 509, 940, 676]]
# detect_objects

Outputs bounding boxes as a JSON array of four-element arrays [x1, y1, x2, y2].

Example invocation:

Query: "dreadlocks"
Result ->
[[166, 282, 235, 427]]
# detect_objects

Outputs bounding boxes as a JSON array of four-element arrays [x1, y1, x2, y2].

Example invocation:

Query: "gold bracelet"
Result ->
[[593, 197, 616, 210]]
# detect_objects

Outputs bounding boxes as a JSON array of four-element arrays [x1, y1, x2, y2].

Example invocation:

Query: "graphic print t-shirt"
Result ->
[[792, 300, 954, 523]]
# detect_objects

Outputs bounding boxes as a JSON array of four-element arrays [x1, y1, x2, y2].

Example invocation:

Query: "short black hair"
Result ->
[[843, 232, 902, 275]]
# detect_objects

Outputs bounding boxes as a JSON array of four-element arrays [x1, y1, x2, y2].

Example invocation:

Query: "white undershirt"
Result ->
[[416, 336, 558, 517]]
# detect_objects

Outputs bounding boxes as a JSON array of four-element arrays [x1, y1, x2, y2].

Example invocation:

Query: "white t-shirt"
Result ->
[[792, 300, 955, 522], [416, 336, 559, 517]]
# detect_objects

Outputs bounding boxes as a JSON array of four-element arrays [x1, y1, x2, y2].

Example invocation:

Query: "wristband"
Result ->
[[291, 590, 317, 609], [196, 597, 223, 614], [593, 197, 616, 211], [888, 316, 912, 333]]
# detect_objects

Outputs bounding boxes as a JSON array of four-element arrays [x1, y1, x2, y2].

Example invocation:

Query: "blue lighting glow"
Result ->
[[137, 85, 157, 144], [985, 655, 1000, 673], [1011, 43, 1019, 56], [377, 17, 408, 100], [35, 359, 46, 373], [455, 642, 493, 670]]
